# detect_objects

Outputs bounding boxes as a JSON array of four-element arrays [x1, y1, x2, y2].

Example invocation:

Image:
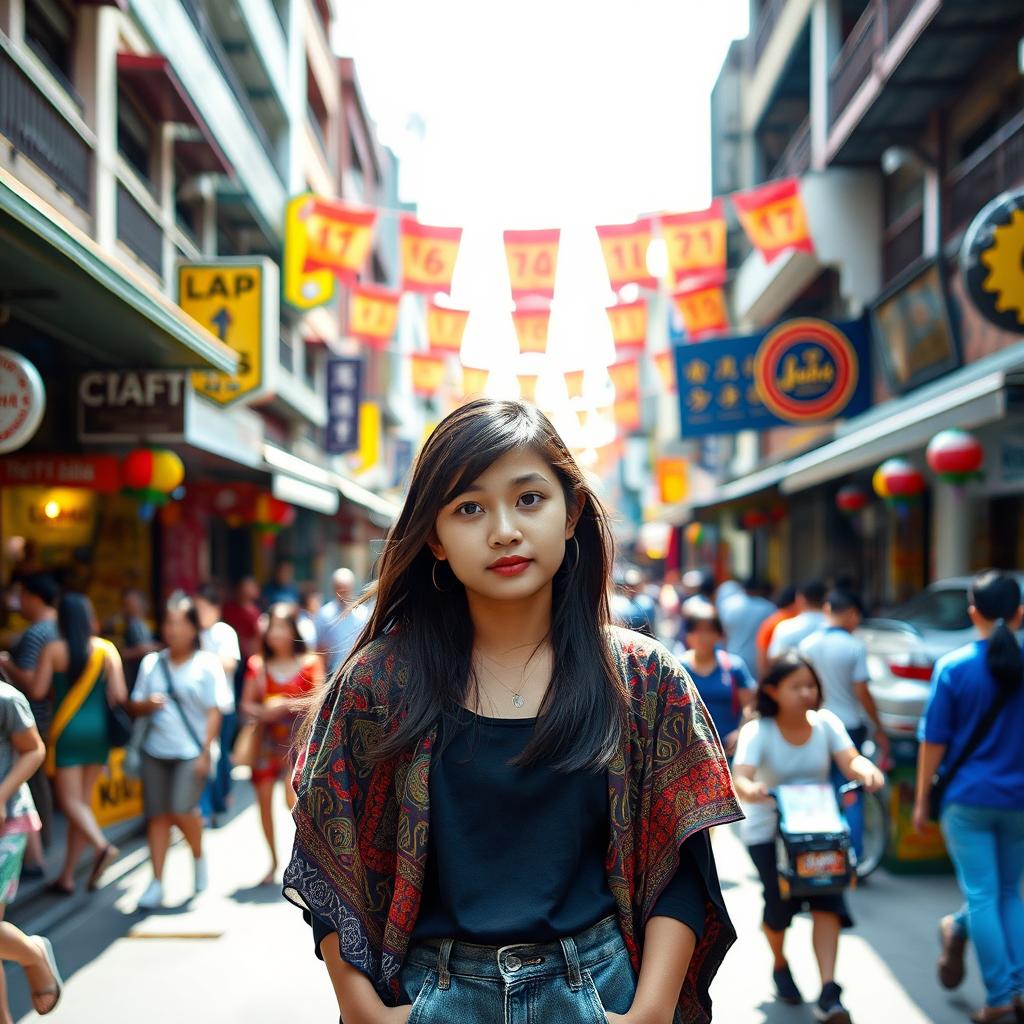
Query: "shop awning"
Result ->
[[0, 170, 237, 372], [689, 461, 790, 512], [117, 54, 232, 177]]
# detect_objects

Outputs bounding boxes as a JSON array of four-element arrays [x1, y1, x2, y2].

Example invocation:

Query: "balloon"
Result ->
[[150, 450, 185, 493], [684, 522, 704, 547], [836, 485, 869, 514], [121, 449, 154, 490], [926, 429, 984, 485], [874, 458, 925, 504]]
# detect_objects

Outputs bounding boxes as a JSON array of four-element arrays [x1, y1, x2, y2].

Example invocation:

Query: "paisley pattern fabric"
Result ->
[[283, 628, 743, 1024]]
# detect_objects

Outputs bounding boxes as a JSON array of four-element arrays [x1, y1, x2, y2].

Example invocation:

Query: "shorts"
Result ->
[[748, 842, 854, 932], [398, 914, 654, 1024], [141, 754, 206, 818], [0, 834, 28, 904]]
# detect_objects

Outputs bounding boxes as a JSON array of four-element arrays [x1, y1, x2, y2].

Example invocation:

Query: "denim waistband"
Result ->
[[405, 915, 626, 986]]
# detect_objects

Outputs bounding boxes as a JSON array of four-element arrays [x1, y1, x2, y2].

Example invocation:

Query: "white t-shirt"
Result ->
[[733, 710, 853, 844], [200, 621, 241, 666], [134, 651, 234, 760], [767, 610, 827, 658], [799, 627, 869, 730]]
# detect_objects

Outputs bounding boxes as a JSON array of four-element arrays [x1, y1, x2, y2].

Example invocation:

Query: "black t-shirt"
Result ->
[[308, 707, 706, 957]]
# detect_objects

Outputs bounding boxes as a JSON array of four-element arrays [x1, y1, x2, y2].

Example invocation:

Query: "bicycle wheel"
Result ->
[[855, 788, 890, 880]]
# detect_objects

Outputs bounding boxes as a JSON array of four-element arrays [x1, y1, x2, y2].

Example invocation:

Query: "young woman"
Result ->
[[128, 596, 234, 911], [31, 594, 128, 895], [732, 652, 884, 1024], [284, 400, 742, 1024], [678, 607, 755, 757], [914, 571, 1024, 1024], [240, 603, 322, 885]]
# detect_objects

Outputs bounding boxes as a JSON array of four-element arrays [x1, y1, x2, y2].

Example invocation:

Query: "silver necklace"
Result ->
[[475, 653, 538, 710]]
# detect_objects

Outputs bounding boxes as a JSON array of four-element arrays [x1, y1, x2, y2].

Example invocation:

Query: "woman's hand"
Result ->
[[195, 749, 211, 780], [606, 1009, 674, 1024], [141, 695, 167, 715], [740, 780, 772, 803]]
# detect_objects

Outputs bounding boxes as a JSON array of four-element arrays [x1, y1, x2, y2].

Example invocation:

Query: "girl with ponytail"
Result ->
[[915, 570, 1024, 1024]]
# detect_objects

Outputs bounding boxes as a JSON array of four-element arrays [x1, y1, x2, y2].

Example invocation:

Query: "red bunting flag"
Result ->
[[517, 374, 539, 403], [564, 369, 586, 400], [672, 272, 730, 340], [426, 303, 469, 354], [504, 229, 560, 300], [349, 284, 400, 346], [606, 299, 647, 353], [410, 353, 446, 397], [512, 308, 550, 355], [607, 359, 641, 399], [298, 196, 376, 281], [460, 365, 489, 399], [613, 395, 642, 432], [659, 200, 727, 287], [596, 218, 657, 291], [731, 178, 813, 263], [653, 350, 677, 393], [401, 216, 463, 294]]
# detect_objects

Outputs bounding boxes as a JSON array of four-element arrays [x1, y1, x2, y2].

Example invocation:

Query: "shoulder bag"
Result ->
[[157, 653, 216, 777]]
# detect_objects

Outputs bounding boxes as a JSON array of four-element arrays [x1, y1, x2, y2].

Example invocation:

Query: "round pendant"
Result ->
[[512, 693, 525, 709]]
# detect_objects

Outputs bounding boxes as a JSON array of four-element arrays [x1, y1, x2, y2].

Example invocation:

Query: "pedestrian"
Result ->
[[0, 677, 62, 1017], [261, 560, 299, 608], [680, 568, 717, 617], [194, 584, 240, 826], [732, 651, 885, 1023], [717, 577, 776, 672], [239, 604, 322, 885], [312, 568, 368, 675], [296, 583, 320, 651], [222, 577, 263, 670], [914, 570, 1024, 1024], [119, 588, 159, 690], [284, 399, 742, 1024], [29, 594, 127, 895], [756, 584, 798, 677], [767, 579, 828, 659], [678, 606, 755, 757], [0, 574, 59, 876], [127, 595, 234, 910]]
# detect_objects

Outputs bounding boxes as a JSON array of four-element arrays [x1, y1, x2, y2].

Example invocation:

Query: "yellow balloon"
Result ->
[[872, 466, 891, 500], [150, 450, 185, 493]]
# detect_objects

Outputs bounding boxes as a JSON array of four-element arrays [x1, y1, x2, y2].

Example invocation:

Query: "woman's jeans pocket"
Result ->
[[583, 947, 638, 1021], [400, 963, 436, 1024]]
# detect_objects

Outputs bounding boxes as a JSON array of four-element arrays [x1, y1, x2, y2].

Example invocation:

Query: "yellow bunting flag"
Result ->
[[606, 299, 647, 353], [426, 303, 469, 354], [512, 307, 550, 355], [653, 350, 677, 393], [596, 218, 657, 291], [350, 284, 400, 347], [504, 229, 560, 300], [673, 273, 730, 340], [660, 200, 727, 287], [401, 216, 463, 294], [564, 369, 586, 400], [517, 374, 539, 404], [460, 365, 489, 400], [731, 178, 814, 263], [293, 195, 376, 283], [356, 402, 381, 471], [613, 395, 642, 432], [607, 359, 641, 399], [411, 353, 446, 397], [656, 457, 689, 504]]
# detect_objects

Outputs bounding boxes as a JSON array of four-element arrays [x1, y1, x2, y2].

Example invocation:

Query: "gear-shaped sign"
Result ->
[[961, 187, 1024, 333]]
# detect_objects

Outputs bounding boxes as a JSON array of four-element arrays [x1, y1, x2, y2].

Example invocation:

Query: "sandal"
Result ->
[[87, 844, 118, 891], [969, 1006, 1016, 1024], [29, 935, 62, 1015]]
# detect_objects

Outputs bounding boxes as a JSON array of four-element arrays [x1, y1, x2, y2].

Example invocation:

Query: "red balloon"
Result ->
[[836, 485, 869, 514], [877, 458, 925, 497], [926, 429, 983, 477], [121, 449, 154, 490]]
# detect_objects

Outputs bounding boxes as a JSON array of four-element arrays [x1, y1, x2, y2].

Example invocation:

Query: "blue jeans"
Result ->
[[941, 804, 1024, 1006], [399, 915, 650, 1024], [200, 711, 237, 819]]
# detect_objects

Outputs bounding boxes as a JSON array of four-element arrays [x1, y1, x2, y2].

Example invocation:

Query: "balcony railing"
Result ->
[[945, 110, 1024, 237], [769, 116, 812, 180], [882, 204, 923, 284], [0, 46, 91, 209], [306, 105, 329, 160], [751, 0, 789, 68], [117, 183, 163, 275]]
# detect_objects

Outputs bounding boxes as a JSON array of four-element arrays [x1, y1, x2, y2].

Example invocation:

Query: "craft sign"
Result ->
[[675, 317, 871, 438], [78, 370, 189, 441]]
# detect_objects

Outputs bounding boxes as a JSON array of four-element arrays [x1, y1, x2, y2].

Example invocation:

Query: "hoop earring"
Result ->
[[431, 559, 451, 593], [563, 536, 580, 574]]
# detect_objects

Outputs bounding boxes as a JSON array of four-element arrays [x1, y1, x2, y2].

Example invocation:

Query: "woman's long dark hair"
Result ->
[[58, 593, 94, 682], [970, 570, 1023, 692], [299, 399, 626, 772]]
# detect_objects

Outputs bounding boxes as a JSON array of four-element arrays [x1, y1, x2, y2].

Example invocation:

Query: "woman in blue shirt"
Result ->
[[915, 571, 1024, 1024]]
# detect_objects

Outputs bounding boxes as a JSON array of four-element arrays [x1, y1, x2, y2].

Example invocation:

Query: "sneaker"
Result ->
[[193, 856, 208, 895], [814, 982, 852, 1024], [773, 964, 803, 1005], [137, 879, 164, 911], [938, 914, 968, 989]]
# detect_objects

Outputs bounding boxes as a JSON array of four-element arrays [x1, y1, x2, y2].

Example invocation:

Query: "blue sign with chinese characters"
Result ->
[[326, 357, 363, 454], [675, 317, 871, 438]]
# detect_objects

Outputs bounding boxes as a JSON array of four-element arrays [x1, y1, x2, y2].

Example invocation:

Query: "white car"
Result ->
[[858, 575, 1024, 736]]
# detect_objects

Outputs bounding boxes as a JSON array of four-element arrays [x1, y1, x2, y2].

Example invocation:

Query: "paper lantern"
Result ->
[[926, 429, 984, 485], [251, 494, 295, 537], [740, 509, 769, 530], [836, 485, 869, 515], [768, 501, 788, 524], [684, 522, 704, 547], [121, 448, 184, 495], [873, 458, 925, 504]]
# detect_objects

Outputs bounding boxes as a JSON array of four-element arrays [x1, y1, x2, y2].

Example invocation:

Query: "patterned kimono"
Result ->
[[284, 627, 743, 1024]]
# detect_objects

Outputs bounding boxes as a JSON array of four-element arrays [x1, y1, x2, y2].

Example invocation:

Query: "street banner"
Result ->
[[426, 303, 469, 354], [401, 216, 463, 294], [732, 178, 814, 263], [596, 218, 657, 291], [656, 457, 689, 504], [356, 402, 381, 471], [518, 373, 538, 403], [653, 350, 677, 392], [350, 284, 400, 346], [411, 353, 446, 397], [606, 299, 647, 352], [614, 395, 642, 432], [673, 272, 730, 340], [504, 229, 560, 299], [512, 307, 550, 355], [564, 369, 585, 400], [675, 317, 871, 437], [460, 365, 489, 400], [607, 358, 640, 398], [289, 194, 376, 286], [326, 356, 363, 454], [660, 200, 727, 287]]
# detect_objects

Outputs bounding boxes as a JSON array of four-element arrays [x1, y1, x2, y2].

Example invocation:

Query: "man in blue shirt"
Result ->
[[314, 568, 368, 675]]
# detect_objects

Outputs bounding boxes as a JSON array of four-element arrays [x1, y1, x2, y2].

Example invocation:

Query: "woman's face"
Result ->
[[266, 616, 296, 657], [163, 609, 197, 652], [685, 620, 720, 656], [765, 665, 820, 716], [429, 447, 580, 604]]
